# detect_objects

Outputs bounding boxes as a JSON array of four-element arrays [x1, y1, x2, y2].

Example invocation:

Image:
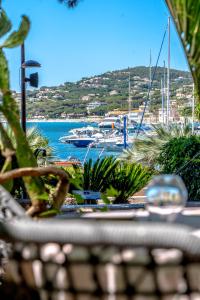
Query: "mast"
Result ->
[[167, 16, 170, 125], [163, 60, 166, 124], [161, 79, 165, 124], [128, 71, 131, 118], [149, 49, 152, 101]]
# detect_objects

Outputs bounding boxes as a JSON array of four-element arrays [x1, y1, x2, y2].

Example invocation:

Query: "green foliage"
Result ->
[[1, 125, 52, 154], [26, 66, 192, 119], [69, 156, 152, 203], [0, 7, 50, 211], [165, 0, 200, 102], [195, 103, 200, 121], [81, 156, 118, 192], [157, 136, 200, 200], [180, 106, 192, 117], [1, 16, 30, 48], [0, 49, 9, 92], [110, 162, 152, 203], [121, 124, 192, 167], [0, 9, 11, 38]]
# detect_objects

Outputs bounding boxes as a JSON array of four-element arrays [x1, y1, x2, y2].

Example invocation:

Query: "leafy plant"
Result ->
[[120, 124, 191, 167], [0, 125, 53, 155], [165, 0, 200, 102], [110, 162, 152, 204], [69, 156, 152, 204], [157, 135, 200, 201], [195, 103, 200, 121], [0, 6, 68, 216], [78, 156, 118, 192]]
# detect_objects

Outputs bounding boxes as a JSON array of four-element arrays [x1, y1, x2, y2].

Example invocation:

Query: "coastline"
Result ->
[[27, 117, 102, 123]]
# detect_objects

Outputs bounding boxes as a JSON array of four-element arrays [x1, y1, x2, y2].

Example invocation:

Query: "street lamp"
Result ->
[[21, 43, 41, 133]]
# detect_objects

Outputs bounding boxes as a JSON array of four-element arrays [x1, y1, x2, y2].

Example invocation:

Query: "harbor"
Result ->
[[27, 120, 120, 162], [27, 116, 158, 164]]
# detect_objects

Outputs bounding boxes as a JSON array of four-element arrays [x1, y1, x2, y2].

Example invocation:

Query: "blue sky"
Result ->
[[3, 0, 189, 91]]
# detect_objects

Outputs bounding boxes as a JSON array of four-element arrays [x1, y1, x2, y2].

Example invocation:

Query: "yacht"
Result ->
[[98, 116, 122, 129], [72, 137, 96, 148], [59, 126, 103, 146]]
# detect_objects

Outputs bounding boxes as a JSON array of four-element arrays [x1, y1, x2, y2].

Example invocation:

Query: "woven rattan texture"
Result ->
[[1, 242, 200, 300]]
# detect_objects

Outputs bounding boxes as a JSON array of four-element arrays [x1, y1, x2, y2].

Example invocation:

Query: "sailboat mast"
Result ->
[[167, 16, 170, 125], [163, 60, 166, 124], [128, 71, 131, 117], [149, 49, 152, 101], [161, 79, 165, 124]]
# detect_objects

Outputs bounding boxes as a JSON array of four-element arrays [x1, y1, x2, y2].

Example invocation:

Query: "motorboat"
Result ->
[[128, 124, 155, 137], [98, 117, 122, 129], [68, 126, 100, 136], [59, 126, 103, 145], [72, 137, 96, 148]]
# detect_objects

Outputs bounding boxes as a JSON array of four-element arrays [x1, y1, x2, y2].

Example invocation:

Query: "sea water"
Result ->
[[27, 121, 120, 163]]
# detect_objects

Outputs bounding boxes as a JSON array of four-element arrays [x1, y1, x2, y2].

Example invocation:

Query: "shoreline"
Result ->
[[27, 117, 102, 123]]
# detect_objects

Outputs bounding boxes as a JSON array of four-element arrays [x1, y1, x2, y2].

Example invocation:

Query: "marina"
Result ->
[[27, 119, 156, 163], [27, 121, 123, 162]]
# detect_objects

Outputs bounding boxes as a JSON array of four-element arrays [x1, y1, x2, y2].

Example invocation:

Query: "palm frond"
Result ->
[[0, 125, 53, 156], [120, 124, 192, 166], [58, 0, 79, 8], [165, 0, 200, 102], [83, 156, 118, 192], [112, 162, 152, 203]]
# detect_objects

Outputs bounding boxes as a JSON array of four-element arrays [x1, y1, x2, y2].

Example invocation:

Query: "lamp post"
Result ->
[[21, 42, 41, 133]]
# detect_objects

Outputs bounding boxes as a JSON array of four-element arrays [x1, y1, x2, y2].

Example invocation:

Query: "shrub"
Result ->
[[69, 157, 152, 204], [79, 156, 118, 192], [157, 136, 200, 201], [110, 162, 152, 204]]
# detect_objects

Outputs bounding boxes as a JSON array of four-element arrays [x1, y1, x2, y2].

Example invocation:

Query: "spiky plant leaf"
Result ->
[[79, 156, 119, 192], [111, 162, 152, 203], [121, 124, 192, 166], [0, 49, 9, 92], [165, 0, 200, 102], [2, 15, 30, 48], [0, 9, 11, 38], [195, 103, 200, 121], [0, 122, 15, 191], [0, 93, 49, 206]]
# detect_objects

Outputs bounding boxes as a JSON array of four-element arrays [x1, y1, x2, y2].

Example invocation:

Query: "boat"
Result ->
[[59, 126, 103, 145], [98, 116, 122, 129], [48, 156, 81, 167], [72, 137, 96, 148]]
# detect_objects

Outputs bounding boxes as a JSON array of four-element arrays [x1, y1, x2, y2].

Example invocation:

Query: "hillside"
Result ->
[[21, 66, 192, 119]]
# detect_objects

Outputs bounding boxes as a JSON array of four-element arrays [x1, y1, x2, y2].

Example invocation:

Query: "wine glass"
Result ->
[[145, 174, 188, 222]]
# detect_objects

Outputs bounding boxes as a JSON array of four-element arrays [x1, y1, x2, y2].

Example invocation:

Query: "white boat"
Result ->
[[98, 117, 122, 129], [71, 137, 96, 148], [59, 126, 103, 144]]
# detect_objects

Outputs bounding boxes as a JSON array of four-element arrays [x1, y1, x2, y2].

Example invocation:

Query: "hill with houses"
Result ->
[[12, 66, 193, 120]]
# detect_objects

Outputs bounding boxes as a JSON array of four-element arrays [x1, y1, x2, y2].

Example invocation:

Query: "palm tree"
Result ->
[[165, 0, 200, 103], [27, 127, 53, 155], [74, 156, 119, 192], [0, 125, 53, 156], [120, 124, 192, 167], [111, 162, 152, 204]]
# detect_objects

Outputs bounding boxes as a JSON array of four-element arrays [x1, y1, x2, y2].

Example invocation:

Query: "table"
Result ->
[[81, 207, 200, 228]]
